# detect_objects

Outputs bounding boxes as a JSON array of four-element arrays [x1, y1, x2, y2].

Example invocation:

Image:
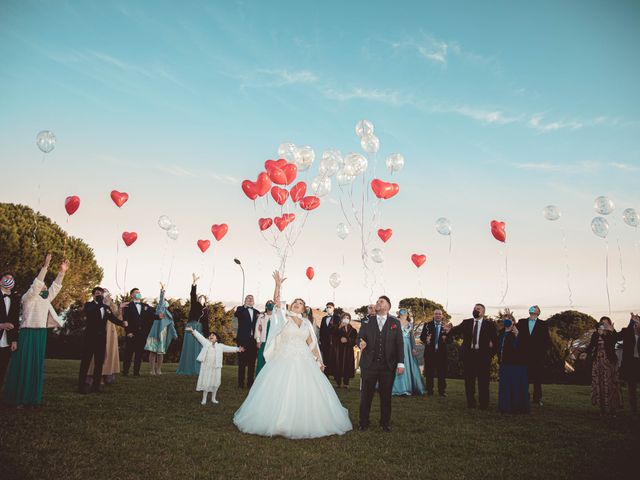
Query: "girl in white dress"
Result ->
[[185, 327, 244, 405], [233, 271, 352, 439]]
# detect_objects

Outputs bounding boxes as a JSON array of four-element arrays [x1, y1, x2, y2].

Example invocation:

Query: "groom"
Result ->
[[358, 295, 404, 432]]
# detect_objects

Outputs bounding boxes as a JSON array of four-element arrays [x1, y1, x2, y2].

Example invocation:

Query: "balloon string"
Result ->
[[615, 237, 626, 293], [32, 154, 46, 246], [445, 234, 452, 311], [115, 235, 122, 293], [123, 256, 129, 294], [208, 243, 217, 298], [605, 239, 611, 315], [560, 227, 574, 307], [166, 251, 175, 290], [498, 245, 509, 305], [159, 236, 169, 282]]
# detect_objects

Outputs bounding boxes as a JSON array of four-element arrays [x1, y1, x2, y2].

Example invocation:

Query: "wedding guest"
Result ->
[[333, 312, 357, 388], [78, 287, 126, 394], [145, 283, 177, 375], [86, 289, 121, 386], [586, 316, 623, 416], [235, 294, 259, 388], [122, 288, 157, 376], [319, 302, 339, 376], [497, 316, 530, 414], [618, 313, 640, 417], [449, 303, 498, 409], [516, 305, 550, 406], [420, 309, 451, 397], [255, 300, 275, 376], [177, 274, 210, 375], [392, 309, 425, 396], [0, 273, 20, 388], [3, 254, 68, 407]]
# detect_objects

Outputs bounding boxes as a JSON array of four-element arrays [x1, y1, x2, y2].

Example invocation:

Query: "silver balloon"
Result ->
[[277, 142, 299, 163], [344, 153, 368, 176], [385, 153, 405, 173], [36, 130, 56, 154], [370, 248, 384, 263], [622, 208, 639, 228], [355, 119, 374, 138], [591, 217, 609, 238], [360, 134, 380, 154], [166, 225, 180, 240], [311, 175, 331, 197], [336, 169, 355, 186], [158, 215, 173, 230], [594, 196, 615, 215], [329, 272, 342, 289], [435, 217, 452, 236], [295, 145, 314, 171], [319, 149, 342, 177], [336, 222, 350, 240], [543, 205, 561, 221]]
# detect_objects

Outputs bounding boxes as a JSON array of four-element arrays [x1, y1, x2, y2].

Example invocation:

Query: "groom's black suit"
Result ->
[[358, 314, 404, 429]]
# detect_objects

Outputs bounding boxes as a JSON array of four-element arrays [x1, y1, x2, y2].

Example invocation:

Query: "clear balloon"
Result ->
[[319, 149, 343, 177], [295, 145, 314, 171], [370, 248, 384, 263], [435, 217, 452, 236], [36, 130, 56, 154], [591, 217, 609, 238], [594, 196, 615, 215], [329, 272, 342, 289], [311, 175, 331, 197], [336, 169, 355, 186], [360, 134, 380, 154], [336, 222, 350, 240], [158, 215, 173, 230], [543, 205, 561, 221], [344, 153, 368, 176], [622, 208, 639, 228], [277, 142, 299, 163], [167, 225, 180, 240], [355, 119, 374, 138], [385, 153, 405, 173]]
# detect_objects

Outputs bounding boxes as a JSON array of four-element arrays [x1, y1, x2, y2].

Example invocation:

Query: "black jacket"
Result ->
[[515, 318, 550, 363], [189, 284, 209, 337], [319, 314, 339, 348], [235, 305, 259, 346], [498, 332, 526, 366], [586, 330, 618, 365], [0, 291, 21, 344], [123, 302, 157, 337], [83, 301, 124, 338], [618, 324, 640, 379], [420, 320, 451, 359], [357, 314, 405, 372], [449, 318, 498, 360]]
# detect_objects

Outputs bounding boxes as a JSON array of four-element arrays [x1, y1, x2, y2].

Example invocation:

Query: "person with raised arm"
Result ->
[[145, 283, 177, 375]]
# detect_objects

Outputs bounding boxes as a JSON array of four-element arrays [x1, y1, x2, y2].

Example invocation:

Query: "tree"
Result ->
[[0, 203, 103, 310], [547, 310, 598, 341], [398, 298, 450, 324]]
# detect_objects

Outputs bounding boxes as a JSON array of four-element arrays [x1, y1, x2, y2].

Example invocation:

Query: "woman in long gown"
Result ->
[[177, 274, 210, 375], [497, 318, 530, 414], [255, 300, 274, 376], [586, 316, 623, 416], [86, 289, 121, 385], [145, 283, 178, 375], [392, 309, 425, 396], [233, 271, 352, 439], [332, 312, 357, 388]]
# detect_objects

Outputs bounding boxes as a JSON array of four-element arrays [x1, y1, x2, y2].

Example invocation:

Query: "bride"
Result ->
[[233, 271, 352, 438]]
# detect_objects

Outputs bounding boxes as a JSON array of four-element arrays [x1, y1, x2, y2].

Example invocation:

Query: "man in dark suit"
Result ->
[[122, 288, 157, 376], [449, 303, 498, 409], [0, 273, 20, 388], [78, 287, 127, 393], [516, 305, 550, 406], [358, 295, 405, 432], [618, 313, 640, 416], [319, 302, 339, 376], [420, 309, 451, 397], [235, 294, 259, 388]]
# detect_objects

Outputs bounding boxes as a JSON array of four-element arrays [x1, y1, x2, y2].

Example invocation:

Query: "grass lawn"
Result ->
[[0, 359, 637, 480]]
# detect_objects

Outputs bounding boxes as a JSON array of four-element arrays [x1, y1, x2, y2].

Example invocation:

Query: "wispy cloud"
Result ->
[[511, 160, 637, 174], [157, 164, 196, 177], [322, 87, 412, 106], [206, 172, 240, 185], [432, 105, 522, 125], [390, 34, 495, 67]]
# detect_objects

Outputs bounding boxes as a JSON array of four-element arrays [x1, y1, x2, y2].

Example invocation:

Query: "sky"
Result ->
[[1, 0, 639, 325]]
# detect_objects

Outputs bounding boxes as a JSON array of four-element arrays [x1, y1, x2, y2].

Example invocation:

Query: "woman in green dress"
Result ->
[[255, 301, 274, 376]]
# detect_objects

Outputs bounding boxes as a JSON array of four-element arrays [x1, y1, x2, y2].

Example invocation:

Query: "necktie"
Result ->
[[472, 320, 479, 349], [435, 323, 441, 350], [377, 316, 384, 331]]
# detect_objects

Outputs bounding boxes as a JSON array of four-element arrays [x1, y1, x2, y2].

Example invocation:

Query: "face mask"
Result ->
[[95, 295, 103, 304], [472, 309, 481, 319], [134, 293, 142, 300], [503, 319, 513, 329], [198, 298, 206, 306], [39, 290, 49, 299], [265, 302, 274, 312], [342, 319, 350, 325]]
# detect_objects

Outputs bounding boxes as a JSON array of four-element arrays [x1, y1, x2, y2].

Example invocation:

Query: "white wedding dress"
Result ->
[[233, 308, 352, 439]]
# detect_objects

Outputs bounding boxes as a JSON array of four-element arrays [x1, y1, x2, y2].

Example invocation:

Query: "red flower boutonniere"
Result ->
[[391, 323, 398, 330]]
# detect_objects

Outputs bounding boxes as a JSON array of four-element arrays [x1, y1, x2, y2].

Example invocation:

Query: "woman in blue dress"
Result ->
[[497, 317, 530, 414], [145, 283, 178, 375], [392, 309, 425, 396], [177, 274, 210, 375]]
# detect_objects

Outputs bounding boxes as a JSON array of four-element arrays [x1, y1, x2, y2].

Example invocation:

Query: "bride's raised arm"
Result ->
[[272, 270, 286, 307]]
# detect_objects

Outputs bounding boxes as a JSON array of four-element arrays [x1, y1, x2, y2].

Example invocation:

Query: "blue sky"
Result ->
[[1, 0, 639, 324]]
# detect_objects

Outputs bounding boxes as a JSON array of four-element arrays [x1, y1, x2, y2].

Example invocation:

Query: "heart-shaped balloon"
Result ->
[[258, 218, 273, 231], [197, 239, 211, 253], [283, 163, 298, 185], [256, 172, 272, 197], [271, 186, 289, 205], [274, 216, 288, 231], [264, 159, 288, 171], [371, 179, 399, 200], [122, 231, 138, 247], [283, 213, 296, 224], [300, 196, 320, 211], [267, 167, 287, 185], [290, 181, 307, 203], [242, 180, 258, 200], [211, 224, 229, 241], [411, 254, 426, 268], [377, 228, 393, 243], [111, 190, 129, 208], [490, 220, 506, 243], [65, 196, 80, 216], [306, 266, 315, 280]]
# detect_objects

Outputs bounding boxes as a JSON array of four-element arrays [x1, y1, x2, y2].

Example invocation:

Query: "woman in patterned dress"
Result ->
[[586, 316, 623, 416]]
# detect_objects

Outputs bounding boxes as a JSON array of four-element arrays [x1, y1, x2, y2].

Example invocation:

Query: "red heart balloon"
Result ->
[[242, 180, 258, 200], [290, 181, 307, 203], [274, 216, 288, 231], [491, 220, 506, 243], [271, 186, 289, 205], [264, 159, 288, 171], [211, 224, 229, 241], [283, 213, 296, 224], [197, 239, 211, 253], [378, 228, 393, 243], [258, 218, 273, 231], [283, 163, 297, 185], [300, 196, 320, 211], [256, 172, 271, 197], [122, 231, 138, 247], [267, 167, 287, 185], [306, 266, 315, 280], [411, 254, 427, 268], [371, 179, 399, 200], [111, 190, 129, 208], [64, 195, 80, 216]]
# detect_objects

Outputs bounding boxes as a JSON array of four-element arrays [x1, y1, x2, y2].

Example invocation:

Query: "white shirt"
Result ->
[[635, 334, 640, 359], [95, 301, 104, 319], [376, 314, 387, 331], [246, 306, 254, 321], [0, 294, 10, 347], [473, 318, 483, 349], [325, 315, 333, 327], [134, 302, 142, 315]]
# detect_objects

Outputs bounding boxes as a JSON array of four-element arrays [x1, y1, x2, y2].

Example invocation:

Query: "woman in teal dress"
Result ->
[[177, 274, 210, 375], [145, 283, 177, 375], [392, 309, 425, 396], [255, 301, 274, 376]]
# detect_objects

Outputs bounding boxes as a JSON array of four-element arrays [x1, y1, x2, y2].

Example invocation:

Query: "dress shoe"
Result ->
[[439, 393, 447, 397], [381, 426, 391, 432], [358, 425, 369, 431]]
